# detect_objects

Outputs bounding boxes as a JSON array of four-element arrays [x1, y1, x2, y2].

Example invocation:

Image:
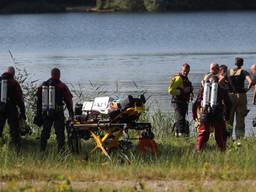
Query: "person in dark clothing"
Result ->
[[218, 64, 232, 139], [36, 68, 74, 152], [168, 64, 193, 136], [218, 64, 229, 90], [227, 57, 253, 139], [196, 75, 231, 152], [0, 66, 26, 151]]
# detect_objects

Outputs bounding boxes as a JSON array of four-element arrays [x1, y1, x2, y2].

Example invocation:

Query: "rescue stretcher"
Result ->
[[66, 95, 157, 161]]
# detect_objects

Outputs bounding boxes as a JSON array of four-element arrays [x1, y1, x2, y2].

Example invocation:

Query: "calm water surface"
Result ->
[[0, 12, 256, 135]]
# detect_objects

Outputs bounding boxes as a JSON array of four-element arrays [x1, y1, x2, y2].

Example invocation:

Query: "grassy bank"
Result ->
[[1, 136, 256, 191], [0, 105, 256, 191]]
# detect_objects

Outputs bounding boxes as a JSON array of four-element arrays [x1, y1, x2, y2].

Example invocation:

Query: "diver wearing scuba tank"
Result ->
[[0, 66, 26, 151], [35, 68, 74, 152], [192, 62, 219, 135], [196, 65, 231, 152]]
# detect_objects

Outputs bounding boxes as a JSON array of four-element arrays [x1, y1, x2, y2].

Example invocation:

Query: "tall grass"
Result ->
[[140, 107, 175, 138], [1, 136, 256, 191]]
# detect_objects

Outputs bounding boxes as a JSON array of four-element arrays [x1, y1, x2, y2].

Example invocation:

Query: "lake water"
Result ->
[[0, 12, 256, 136]]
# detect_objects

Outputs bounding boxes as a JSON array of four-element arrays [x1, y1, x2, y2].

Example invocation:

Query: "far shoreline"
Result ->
[[1, 4, 256, 15]]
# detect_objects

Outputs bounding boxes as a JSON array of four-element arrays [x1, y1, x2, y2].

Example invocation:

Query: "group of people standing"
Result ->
[[0, 67, 74, 152], [1, 57, 255, 153], [169, 57, 256, 152]]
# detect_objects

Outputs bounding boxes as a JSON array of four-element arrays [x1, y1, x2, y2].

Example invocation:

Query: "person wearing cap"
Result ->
[[227, 57, 253, 139], [35, 68, 74, 152], [0, 66, 26, 151], [168, 64, 193, 137]]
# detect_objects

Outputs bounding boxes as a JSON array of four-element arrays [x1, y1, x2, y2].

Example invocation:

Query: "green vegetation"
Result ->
[[1, 133, 256, 191], [144, 0, 164, 12], [97, 0, 256, 12], [98, 0, 145, 12]]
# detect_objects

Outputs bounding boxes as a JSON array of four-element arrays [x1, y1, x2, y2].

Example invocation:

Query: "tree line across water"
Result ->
[[1, 0, 256, 13]]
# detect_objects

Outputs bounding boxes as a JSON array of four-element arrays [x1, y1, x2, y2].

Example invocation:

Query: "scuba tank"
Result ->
[[41, 82, 56, 117], [48, 85, 56, 118], [42, 85, 49, 112], [202, 81, 211, 108], [210, 82, 218, 108], [0, 79, 7, 104], [48, 85, 55, 110]]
